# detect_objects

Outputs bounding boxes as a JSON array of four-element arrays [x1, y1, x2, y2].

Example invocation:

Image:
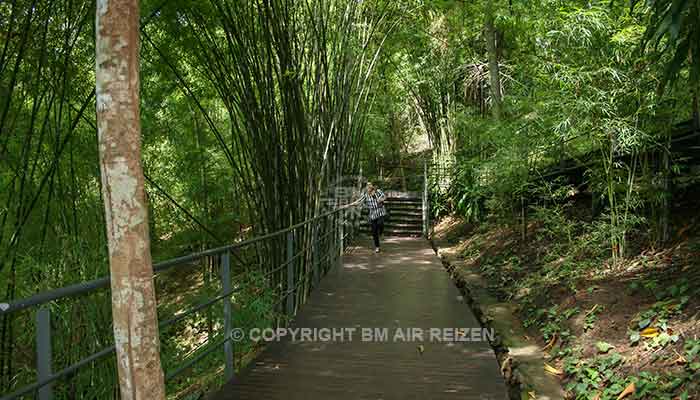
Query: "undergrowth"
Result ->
[[442, 196, 700, 399]]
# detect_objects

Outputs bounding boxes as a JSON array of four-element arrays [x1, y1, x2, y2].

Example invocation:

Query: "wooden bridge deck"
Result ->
[[212, 237, 507, 399]]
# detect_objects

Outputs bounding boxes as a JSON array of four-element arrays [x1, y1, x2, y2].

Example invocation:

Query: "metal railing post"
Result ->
[[221, 251, 234, 381], [286, 230, 295, 317], [426, 195, 431, 238], [339, 210, 344, 255], [336, 214, 341, 269], [423, 161, 428, 237], [36, 307, 52, 400], [348, 209, 354, 244], [312, 222, 319, 287]]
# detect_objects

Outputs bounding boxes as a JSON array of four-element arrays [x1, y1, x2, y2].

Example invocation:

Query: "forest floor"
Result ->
[[432, 195, 700, 399]]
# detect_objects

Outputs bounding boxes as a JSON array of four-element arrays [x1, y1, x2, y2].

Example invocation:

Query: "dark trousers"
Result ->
[[370, 216, 384, 248]]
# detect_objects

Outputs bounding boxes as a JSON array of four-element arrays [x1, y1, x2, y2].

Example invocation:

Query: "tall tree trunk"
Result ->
[[193, 108, 213, 337], [693, 88, 699, 131], [95, 1, 166, 399], [484, 6, 502, 120], [692, 48, 699, 131], [520, 195, 527, 242], [660, 131, 671, 244]]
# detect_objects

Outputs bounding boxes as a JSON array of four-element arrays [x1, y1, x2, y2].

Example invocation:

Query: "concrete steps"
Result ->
[[359, 195, 423, 237]]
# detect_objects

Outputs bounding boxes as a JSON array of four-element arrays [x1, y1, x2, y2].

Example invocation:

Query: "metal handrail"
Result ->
[[0, 202, 361, 400], [0, 202, 358, 315]]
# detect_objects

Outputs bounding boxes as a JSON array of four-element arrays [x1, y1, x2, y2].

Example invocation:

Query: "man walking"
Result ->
[[356, 182, 387, 253]]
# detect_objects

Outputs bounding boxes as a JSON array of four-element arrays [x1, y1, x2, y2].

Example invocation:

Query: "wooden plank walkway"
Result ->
[[212, 237, 507, 399]]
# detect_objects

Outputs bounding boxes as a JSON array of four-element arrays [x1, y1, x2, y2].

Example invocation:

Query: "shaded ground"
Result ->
[[432, 199, 700, 399]]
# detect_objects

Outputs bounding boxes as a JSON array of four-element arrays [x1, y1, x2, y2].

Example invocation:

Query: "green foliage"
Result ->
[[563, 341, 700, 399], [158, 268, 279, 397], [446, 163, 487, 222], [523, 305, 577, 342], [632, 0, 700, 89], [2, 0, 395, 396], [563, 352, 627, 399], [2, 0, 699, 397]]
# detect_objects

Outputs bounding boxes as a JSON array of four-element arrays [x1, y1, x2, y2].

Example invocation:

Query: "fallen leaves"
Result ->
[[640, 327, 660, 338], [585, 304, 600, 316], [669, 349, 687, 366], [542, 334, 557, 352], [617, 382, 635, 400], [544, 362, 563, 376], [500, 356, 514, 382]]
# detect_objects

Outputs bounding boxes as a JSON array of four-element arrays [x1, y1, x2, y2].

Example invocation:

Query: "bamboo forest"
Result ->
[[1, 0, 699, 399]]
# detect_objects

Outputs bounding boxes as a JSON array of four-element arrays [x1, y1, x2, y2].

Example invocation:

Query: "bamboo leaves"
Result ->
[[632, 0, 700, 90]]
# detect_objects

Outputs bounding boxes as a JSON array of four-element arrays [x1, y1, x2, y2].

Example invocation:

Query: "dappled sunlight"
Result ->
[[342, 263, 373, 271], [214, 237, 506, 398], [458, 348, 498, 359], [4, 0, 699, 398], [508, 345, 541, 359]]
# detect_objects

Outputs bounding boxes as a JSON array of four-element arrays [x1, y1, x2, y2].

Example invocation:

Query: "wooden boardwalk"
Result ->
[[212, 237, 507, 399]]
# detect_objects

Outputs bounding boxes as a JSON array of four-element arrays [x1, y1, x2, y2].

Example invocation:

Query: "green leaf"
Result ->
[[629, 331, 640, 344], [596, 341, 615, 353], [638, 318, 651, 329]]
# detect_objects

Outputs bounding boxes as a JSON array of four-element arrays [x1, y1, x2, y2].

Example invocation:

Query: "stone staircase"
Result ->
[[359, 192, 423, 236]]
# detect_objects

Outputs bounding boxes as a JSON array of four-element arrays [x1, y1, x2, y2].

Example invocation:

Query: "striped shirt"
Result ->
[[359, 189, 387, 221]]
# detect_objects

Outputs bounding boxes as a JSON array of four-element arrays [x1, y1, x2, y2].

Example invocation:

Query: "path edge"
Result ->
[[430, 238, 566, 400]]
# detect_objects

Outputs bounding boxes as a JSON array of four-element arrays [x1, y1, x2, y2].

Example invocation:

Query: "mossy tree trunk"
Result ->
[[95, 0, 166, 398]]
